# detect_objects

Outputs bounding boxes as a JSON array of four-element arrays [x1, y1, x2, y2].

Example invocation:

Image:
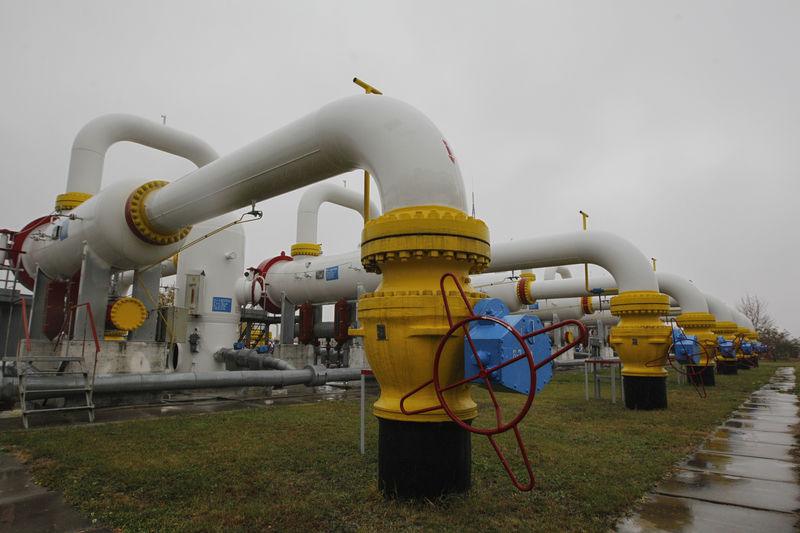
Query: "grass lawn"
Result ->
[[1, 362, 796, 532]]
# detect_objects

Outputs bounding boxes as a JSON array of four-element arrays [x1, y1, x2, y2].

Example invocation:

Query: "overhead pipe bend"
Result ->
[[143, 95, 467, 236], [65, 114, 219, 198], [654, 273, 709, 314], [294, 182, 382, 255], [543, 266, 573, 280], [487, 231, 658, 292], [704, 293, 734, 323]]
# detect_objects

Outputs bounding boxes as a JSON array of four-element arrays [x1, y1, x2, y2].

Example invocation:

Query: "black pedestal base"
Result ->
[[687, 365, 716, 386], [623, 376, 667, 410], [378, 418, 471, 499], [737, 358, 752, 370], [716, 360, 738, 375]]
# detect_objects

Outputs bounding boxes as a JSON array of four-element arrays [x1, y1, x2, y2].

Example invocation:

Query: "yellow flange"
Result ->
[[353, 205, 490, 422], [55, 192, 92, 212], [290, 242, 322, 257], [109, 297, 147, 331], [675, 312, 718, 365], [104, 329, 126, 341], [361, 205, 491, 276], [608, 291, 672, 378], [125, 180, 191, 245]]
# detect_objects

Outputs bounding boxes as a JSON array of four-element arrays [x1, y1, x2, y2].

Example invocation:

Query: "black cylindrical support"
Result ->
[[378, 418, 471, 499], [717, 360, 738, 375], [687, 365, 716, 387], [623, 376, 667, 410], [737, 358, 752, 370]]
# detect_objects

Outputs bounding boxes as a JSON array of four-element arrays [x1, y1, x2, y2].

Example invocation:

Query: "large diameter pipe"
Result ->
[[487, 231, 658, 292], [66, 114, 219, 196], [296, 182, 382, 245], [654, 273, 709, 314], [144, 95, 467, 234], [214, 349, 297, 371], [705, 294, 734, 322], [0, 366, 363, 402]]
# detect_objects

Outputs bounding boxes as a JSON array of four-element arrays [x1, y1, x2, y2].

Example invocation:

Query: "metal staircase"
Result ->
[[16, 301, 98, 428]]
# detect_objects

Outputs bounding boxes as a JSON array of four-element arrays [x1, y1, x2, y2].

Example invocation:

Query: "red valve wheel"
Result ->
[[431, 313, 537, 436]]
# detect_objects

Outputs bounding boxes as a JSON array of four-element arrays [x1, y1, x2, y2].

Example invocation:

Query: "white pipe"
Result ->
[[296, 182, 382, 245], [654, 272, 709, 314], [145, 95, 467, 233], [704, 294, 734, 323], [66, 114, 219, 195], [732, 310, 755, 331], [117, 259, 177, 295], [263, 250, 380, 306], [521, 297, 589, 321], [543, 266, 573, 280], [0, 232, 8, 265], [488, 231, 658, 292]]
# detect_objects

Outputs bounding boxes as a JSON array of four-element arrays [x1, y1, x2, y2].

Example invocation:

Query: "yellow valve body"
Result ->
[[126, 180, 191, 245], [609, 291, 672, 378], [103, 329, 126, 341], [55, 192, 93, 212], [353, 205, 490, 422], [109, 297, 148, 331], [675, 312, 718, 365], [290, 242, 322, 257]]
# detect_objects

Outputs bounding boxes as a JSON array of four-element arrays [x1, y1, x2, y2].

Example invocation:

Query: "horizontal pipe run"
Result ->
[[488, 231, 658, 292], [145, 95, 467, 234], [214, 349, 297, 371], [1, 366, 365, 402]]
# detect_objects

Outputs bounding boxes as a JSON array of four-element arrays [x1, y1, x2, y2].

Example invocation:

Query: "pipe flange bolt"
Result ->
[[610, 291, 669, 316], [55, 192, 92, 212], [361, 205, 490, 275], [516, 278, 535, 305], [125, 180, 191, 245], [290, 242, 322, 257]]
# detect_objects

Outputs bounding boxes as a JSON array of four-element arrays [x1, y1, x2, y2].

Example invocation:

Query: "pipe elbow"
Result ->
[[656, 272, 709, 314], [66, 113, 218, 197]]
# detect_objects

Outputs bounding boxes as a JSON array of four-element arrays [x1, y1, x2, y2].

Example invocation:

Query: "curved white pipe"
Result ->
[[117, 259, 177, 295], [145, 95, 466, 234], [543, 266, 573, 280], [654, 272, 709, 314], [487, 231, 658, 292], [732, 310, 755, 331], [296, 182, 382, 244], [704, 294, 734, 323], [66, 114, 219, 195]]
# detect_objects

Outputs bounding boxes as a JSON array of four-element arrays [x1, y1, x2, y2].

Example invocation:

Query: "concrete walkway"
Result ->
[[617, 366, 799, 532]]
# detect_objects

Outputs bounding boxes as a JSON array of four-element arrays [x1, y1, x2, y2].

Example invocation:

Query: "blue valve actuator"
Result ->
[[741, 341, 753, 355], [718, 336, 735, 358], [672, 327, 700, 365], [464, 298, 553, 395]]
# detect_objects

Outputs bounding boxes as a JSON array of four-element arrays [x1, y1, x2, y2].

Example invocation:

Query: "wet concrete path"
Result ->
[[617, 366, 799, 532]]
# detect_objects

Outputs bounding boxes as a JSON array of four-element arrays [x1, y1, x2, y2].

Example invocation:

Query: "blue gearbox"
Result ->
[[464, 298, 553, 395], [672, 327, 700, 365]]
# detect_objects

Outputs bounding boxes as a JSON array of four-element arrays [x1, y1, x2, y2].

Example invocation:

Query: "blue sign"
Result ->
[[60, 220, 69, 241], [326, 266, 339, 281], [212, 297, 232, 312]]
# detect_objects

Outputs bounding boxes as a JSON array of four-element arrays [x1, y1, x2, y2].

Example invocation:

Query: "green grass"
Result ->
[[0, 362, 795, 532]]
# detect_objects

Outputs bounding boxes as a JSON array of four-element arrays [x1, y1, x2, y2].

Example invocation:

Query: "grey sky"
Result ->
[[1, 1, 798, 335]]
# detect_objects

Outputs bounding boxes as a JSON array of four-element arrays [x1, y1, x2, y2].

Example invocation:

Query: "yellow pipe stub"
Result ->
[[516, 277, 535, 305], [109, 297, 147, 331], [125, 180, 191, 245], [55, 192, 92, 212], [609, 291, 672, 378], [290, 242, 322, 257]]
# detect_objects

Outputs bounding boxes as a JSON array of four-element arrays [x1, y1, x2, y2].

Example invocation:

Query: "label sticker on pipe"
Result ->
[[326, 266, 339, 281], [212, 297, 232, 313]]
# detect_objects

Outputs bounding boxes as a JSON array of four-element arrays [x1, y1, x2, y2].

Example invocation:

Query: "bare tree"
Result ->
[[737, 293, 774, 333]]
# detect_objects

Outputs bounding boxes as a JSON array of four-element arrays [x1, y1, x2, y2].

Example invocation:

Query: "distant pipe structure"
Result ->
[[293, 182, 382, 256], [486, 231, 673, 409]]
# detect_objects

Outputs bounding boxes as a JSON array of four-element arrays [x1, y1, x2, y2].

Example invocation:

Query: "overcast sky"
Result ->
[[1, 1, 798, 336]]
